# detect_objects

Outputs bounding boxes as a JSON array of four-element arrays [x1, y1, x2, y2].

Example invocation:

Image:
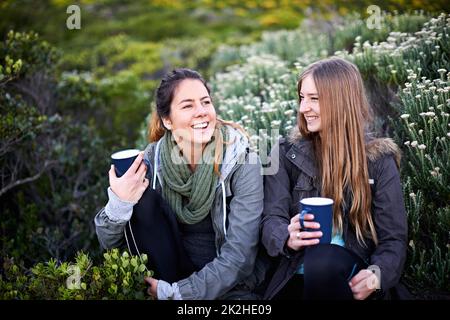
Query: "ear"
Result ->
[[162, 117, 172, 130]]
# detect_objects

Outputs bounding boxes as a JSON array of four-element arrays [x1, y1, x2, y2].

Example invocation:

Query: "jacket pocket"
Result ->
[[292, 174, 316, 216], [293, 173, 314, 191]]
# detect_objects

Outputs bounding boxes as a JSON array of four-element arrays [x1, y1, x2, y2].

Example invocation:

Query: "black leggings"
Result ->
[[275, 244, 368, 300], [273, 274, 305, 300], [124, 187, 196, 283]]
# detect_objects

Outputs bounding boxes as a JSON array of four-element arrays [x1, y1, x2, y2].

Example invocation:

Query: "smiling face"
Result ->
[[162, 79, 217, 148], [299, 74, 322, 133]]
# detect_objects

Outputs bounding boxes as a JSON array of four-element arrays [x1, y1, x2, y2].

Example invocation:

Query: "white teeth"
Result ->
[[192, 122, 208, 129], [305, 116, 318, 121]]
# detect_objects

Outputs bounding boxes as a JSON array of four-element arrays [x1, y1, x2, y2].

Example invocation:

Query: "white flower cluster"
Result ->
[[210, 21, 330, 72], [212, 54, 299, 153], [337, 13, 449, 87], [399, 66, 449, 184]]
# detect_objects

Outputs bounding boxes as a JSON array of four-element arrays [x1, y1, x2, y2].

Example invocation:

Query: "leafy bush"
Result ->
[[394, 70, 449, 297], [0, 249, 153, 300], [331, 11, 429, 53], [210, 25, 329, 74], [396, 70, 449, 203], [338, 13, 449, 87], [335, 13, 449, 135], [210, 12, 428, 74], [0, 31, 109, 264]]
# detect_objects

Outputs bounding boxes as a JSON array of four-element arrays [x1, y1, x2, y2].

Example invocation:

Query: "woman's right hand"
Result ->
[[286, 213, 322, 251], [109, 152, 150, 203]]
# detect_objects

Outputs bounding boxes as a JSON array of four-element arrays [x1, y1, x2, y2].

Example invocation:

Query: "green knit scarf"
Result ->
[[160, 125, 228, 224]]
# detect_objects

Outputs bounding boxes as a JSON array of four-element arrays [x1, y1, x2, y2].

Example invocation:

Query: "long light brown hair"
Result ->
[[297, 57, 377, 246]]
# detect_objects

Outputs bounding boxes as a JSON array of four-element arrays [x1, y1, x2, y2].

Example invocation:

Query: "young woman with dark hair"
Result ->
[[95, 68, 269, 300]]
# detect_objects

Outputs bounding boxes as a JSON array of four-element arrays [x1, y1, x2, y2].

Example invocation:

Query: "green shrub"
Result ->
[[339, 13, 449, 87], [0, 31, 109, 264], [332, 11, 429, 53], [210, 25, 329, 74], [210, 12, 429, 74], [396, 70, 449, 204], [0, 249, 153, 300], [393, 70, 449, 297]]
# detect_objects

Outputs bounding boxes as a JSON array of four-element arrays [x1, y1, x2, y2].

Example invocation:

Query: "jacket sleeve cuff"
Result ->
[[157, 280, 183, 300], [104, 187, 136, 222], [176, 278, 199, 300], [274, 223, 291, 258]]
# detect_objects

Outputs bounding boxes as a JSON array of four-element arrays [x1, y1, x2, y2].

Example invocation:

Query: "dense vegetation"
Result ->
[[1, 1, 448, 299]]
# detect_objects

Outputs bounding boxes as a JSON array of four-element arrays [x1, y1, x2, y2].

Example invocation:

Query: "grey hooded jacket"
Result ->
[[94, 126, 269, 299]]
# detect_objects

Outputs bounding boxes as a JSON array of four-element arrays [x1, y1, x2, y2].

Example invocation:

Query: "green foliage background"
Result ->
[[0, 1, 448, 299]]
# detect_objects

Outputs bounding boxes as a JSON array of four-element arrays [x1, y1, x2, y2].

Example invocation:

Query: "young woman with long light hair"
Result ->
[[261, 57, 408, 300]]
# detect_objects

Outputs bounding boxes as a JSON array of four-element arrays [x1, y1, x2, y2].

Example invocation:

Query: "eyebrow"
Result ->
[[299, 92, 319, 96], [178, 96, 210, 105]]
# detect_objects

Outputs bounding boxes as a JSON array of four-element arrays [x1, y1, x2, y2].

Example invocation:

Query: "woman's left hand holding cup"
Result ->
[[109, 151, 149, 203]]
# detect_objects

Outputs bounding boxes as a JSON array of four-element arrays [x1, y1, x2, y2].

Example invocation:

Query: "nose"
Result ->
[[299, 99, 311, 114], [193, 101, 208, 117]]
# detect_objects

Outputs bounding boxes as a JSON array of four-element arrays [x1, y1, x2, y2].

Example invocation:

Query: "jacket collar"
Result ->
[[285, 138, 318, 179], [219, 125, 250, 183], [365, 136, 402, 168]]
